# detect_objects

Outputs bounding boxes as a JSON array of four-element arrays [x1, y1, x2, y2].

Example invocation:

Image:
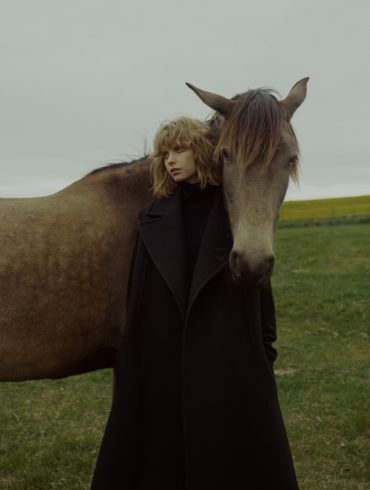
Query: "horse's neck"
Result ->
[[67, 158, 153, 207]]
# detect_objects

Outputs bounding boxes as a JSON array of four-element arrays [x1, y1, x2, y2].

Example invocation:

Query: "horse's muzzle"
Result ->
[[229, 249, 275, 283]]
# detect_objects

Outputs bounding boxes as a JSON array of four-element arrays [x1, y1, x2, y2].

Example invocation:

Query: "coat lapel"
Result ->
[[138, 188, 188, 319], [187, 189, 233, 316], [138, 186, 233, 320]]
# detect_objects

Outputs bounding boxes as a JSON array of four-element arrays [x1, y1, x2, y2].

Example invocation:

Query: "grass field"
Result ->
[[0, 220, 369, 488], [280, 194, 370, 227]]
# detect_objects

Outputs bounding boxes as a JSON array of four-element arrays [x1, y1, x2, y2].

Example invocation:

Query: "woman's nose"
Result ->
[[167, 152, 176, 164]]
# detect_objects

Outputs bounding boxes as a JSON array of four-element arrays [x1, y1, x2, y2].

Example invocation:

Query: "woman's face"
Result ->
[[163, 144, 199, 184]]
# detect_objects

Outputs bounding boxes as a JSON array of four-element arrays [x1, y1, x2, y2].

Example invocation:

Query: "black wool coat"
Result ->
[[91, 185, 299, 490]]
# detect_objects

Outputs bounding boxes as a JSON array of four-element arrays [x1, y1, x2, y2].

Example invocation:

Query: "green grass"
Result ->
[[273, 224, 370, 489], [280, 194, 370, 228], [0, 372, 112, 489], [281, 194, 370, 221], [1, 223, 369, 489]]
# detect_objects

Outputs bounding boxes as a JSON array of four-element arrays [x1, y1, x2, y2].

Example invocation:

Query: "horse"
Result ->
[[0, 159, 152, 381], [0, 78, 308, 381], [187, 77, 308, 280]]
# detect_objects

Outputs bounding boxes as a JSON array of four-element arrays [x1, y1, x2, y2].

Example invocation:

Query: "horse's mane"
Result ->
[[215, 89, 289, 170]]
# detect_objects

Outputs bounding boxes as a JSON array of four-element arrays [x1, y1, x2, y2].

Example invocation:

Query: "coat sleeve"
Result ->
[[260, 281, 278, 364]]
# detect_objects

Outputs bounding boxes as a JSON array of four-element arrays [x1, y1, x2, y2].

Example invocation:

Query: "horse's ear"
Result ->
[[280, 77, 309, 121], [185, 82, 236, 117]]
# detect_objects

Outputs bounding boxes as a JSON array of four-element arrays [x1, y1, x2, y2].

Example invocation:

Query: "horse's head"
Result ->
[[186, 78, 308, 283]]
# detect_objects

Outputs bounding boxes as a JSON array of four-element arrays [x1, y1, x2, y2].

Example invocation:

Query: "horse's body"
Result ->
[[0, 159, 152, 380], [0, 78, 308, 381]]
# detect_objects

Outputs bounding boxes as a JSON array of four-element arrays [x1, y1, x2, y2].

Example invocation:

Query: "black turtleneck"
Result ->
[[179, 181, 219, 289]]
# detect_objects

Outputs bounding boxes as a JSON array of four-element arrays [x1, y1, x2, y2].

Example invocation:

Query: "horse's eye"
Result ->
[[287, 156, 298, 169], [221, 149, 231, 163]]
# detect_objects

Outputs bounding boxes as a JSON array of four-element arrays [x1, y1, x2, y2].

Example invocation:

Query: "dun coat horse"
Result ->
[[0, 78, 308, 381]]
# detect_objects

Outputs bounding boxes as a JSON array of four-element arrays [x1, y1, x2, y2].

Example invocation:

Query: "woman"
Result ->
[[91, 117, 299, 489]]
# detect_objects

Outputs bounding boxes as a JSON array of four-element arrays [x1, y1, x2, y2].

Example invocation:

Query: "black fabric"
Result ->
[[91, 185, 298, 490], [179, 181, 218, 295]]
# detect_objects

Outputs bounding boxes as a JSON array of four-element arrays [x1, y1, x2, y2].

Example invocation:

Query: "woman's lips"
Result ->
[[171, 169, 180, 174]]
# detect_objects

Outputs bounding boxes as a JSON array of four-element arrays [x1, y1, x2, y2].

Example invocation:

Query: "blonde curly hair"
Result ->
[[150, 116, 221, 198]]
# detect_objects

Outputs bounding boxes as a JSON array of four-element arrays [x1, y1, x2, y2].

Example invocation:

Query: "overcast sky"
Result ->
[[1, 0, 369, 201]]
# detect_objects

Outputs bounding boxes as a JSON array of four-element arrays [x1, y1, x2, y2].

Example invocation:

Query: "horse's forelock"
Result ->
[[215, 89, 285, 170]]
